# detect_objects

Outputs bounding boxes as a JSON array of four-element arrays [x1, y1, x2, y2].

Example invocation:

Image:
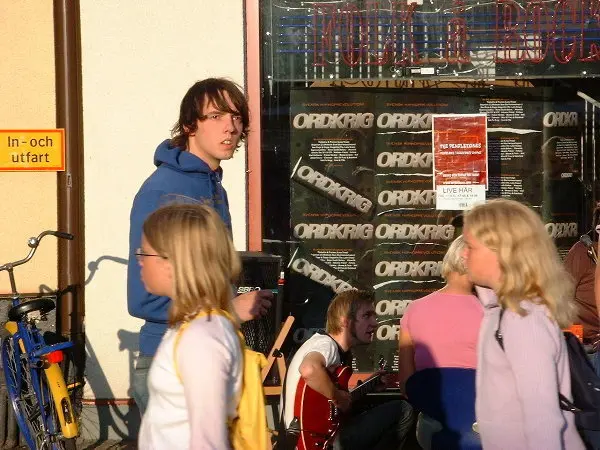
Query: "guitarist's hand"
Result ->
[[380, 372, 400, 390], [332, 389, 351, 412]]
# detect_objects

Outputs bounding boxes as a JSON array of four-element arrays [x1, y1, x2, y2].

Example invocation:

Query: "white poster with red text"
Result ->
[[432, 114, 488, 210]]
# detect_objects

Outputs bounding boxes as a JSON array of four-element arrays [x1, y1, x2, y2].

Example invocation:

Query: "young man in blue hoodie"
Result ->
[[127, 78, 273, 415]]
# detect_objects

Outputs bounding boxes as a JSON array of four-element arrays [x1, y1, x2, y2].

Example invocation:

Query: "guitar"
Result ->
[[292, 359, 387, 450]]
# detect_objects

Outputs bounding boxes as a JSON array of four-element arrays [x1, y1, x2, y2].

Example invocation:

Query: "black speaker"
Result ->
[[237, 252, 283, 356]]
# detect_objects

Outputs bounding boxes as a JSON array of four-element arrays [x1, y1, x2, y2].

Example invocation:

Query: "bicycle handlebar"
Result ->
[[0, 230, 75, 272], [52, 231, 74, 241]]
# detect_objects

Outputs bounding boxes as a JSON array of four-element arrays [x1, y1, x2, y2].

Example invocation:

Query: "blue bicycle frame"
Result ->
[[0, 230, 78, 450]]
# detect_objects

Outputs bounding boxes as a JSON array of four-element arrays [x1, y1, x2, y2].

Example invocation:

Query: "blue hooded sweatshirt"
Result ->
[[127, 139, 232, 357]]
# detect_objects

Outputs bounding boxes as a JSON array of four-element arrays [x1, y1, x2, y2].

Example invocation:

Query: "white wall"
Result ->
[[80, 0, 246, 400]]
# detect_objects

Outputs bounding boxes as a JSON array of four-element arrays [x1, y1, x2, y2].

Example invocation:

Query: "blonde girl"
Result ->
[[399, 235, 483, 449], [463, 198, 584, 450], [137, 203, 242, 449]]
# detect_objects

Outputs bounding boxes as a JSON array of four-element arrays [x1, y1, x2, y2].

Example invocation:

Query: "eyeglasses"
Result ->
[[135, 248, 167, 261]]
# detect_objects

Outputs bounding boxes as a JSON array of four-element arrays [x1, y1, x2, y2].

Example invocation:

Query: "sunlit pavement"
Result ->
[[76, 440, 136, 449]]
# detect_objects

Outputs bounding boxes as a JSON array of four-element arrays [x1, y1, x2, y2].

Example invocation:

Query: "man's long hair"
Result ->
[[170, 78, 249, 149]]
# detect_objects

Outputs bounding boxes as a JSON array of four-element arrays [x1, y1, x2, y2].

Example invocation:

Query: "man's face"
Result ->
[[350, 303, 377, 346], [187, 91, 244, 170]]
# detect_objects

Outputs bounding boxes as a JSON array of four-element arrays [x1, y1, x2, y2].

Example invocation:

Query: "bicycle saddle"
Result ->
[[8, 298, 56, 322]]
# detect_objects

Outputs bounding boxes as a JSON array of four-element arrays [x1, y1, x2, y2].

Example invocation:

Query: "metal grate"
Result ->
[[237, 252, 282, 356]]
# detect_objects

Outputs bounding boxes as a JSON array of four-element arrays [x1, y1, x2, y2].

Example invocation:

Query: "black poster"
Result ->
[[481, 98, 545, 205], [289, 87, 584, 372]]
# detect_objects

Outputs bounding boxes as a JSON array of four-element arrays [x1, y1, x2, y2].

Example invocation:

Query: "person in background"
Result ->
[[127, 78, 273, 416], [463, 198, 584, 450], [564, 202, 600, 371], [137, 203, 242, 449], [398, 235, 483, 448], [282, 290, 414, 450]]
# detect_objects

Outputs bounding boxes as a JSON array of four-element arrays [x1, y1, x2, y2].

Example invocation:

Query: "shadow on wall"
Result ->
[[84, 255, 129, 286], [0, 254, 141, 446], [77, 254, 143, 443], [76, 329, 141, 445]]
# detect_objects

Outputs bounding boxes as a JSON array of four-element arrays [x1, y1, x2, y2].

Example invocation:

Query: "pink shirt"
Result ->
[[400, 291, 483, 371]]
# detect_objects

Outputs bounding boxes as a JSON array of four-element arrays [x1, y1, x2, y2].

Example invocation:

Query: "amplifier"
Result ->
[[237, 252, 283, 357]]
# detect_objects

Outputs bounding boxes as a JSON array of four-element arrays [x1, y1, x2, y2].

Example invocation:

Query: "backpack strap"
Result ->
[[494, 306, 577, 412], [173, 309, 242, 383], [173, 321, 190, 383], [495, 307, 505, 350]]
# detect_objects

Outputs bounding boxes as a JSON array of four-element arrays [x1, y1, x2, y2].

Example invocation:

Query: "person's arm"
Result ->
[[564, 243, 585, 288], [127, 190, 170, 323], [595, 241, 600, 319], [178, 317, 238, 449], [503, 311, 565, 450], [398, 328, 416, 392], [299, 352, 351, 411]]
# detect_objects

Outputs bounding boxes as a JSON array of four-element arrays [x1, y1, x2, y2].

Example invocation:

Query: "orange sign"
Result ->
[[0, 129, 65, 171], [565, 324, 584, 342]]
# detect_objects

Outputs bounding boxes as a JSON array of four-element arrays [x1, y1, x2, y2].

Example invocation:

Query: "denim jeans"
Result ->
[[334, 399, 415, 450], [590, 350, 600, 377], [132, 354, 153, 418], [415, 412, 444, 450]]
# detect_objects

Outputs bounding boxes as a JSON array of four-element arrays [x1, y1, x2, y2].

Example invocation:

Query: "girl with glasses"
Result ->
[[137, 203, 242, 449]]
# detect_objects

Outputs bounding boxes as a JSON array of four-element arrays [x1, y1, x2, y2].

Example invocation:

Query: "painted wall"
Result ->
[[0, 2, 57, 294], [80, 0, 247, 404]]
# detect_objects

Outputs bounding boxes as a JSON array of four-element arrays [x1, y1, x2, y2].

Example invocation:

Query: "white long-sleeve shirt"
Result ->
[[139, 314, 242, 450]]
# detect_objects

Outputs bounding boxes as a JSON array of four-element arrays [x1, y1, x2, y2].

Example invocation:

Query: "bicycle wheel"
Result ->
[[2, 336, 42, 449], [2, 338, 77, 450]]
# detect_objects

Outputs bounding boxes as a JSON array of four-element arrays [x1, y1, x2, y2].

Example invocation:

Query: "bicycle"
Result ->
[[0, 230, 79, 450]]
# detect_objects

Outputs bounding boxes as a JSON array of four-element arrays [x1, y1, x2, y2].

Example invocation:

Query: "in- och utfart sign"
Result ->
[[0, 129, 65, 171]]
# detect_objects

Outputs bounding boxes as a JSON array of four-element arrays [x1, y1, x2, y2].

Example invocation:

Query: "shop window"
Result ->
[[258, 0, 600, 372]]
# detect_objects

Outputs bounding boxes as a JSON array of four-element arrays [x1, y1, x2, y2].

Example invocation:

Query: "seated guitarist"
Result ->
[[282, 290, 414, 450]]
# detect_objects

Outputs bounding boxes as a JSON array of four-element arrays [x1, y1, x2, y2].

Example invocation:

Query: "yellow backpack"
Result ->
[[174, 309, 270, 450]]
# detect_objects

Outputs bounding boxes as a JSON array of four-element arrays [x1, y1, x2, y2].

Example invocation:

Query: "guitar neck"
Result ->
[[349, 374, 381, 401]]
